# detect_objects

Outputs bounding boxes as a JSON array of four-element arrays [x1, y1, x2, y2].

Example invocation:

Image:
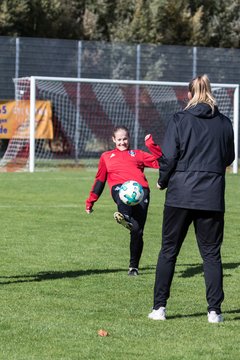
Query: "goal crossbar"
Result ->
[[4, 76, 238, 173], [28, 77, 239, 174]]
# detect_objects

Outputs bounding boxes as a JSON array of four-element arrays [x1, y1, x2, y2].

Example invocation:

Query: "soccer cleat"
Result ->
[[207, 311, 223, 323], [148, 307, 166, 321], [128, 267, 138, 276], [114, 212, 132, 230]]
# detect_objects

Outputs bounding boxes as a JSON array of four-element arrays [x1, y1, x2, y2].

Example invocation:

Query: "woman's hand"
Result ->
[[145, 134, 151, 141], [85, 205, 93, 214]]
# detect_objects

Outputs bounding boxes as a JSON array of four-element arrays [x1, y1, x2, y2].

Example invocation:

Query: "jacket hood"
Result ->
[[187, 103, 219, 118]]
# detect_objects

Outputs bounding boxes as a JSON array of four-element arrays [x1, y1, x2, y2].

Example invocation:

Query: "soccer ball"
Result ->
[[119, 180, 144, 206]]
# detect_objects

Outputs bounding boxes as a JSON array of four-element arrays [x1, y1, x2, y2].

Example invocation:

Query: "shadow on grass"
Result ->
[[0, 266, 156, 285], [167, 308, 240, 320], [177, 262, 240, 278], [0, 262, 238, 285], [1, 265, 239, 320]]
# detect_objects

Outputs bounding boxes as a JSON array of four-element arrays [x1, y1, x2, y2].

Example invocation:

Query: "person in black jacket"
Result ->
[[148, 74, 235, 323]]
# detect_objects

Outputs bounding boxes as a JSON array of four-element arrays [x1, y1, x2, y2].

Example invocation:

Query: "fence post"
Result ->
[[29, 76, 36, 173], [75, 40, 82, 163], [15, 38, 20, 100], [192, 46, 197, 78], [233, 85, 239, 174], [134, 44, 141, 149]]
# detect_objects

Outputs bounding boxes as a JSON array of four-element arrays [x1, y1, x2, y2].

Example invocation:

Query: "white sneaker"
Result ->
[[128, 267, 138, 276], [148, 307, 166, 321], [208, 311, 223, 323]]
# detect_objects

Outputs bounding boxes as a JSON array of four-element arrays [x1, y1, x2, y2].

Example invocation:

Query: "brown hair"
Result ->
[[185, 74, 217, 112], [112, 125, 130, 138]]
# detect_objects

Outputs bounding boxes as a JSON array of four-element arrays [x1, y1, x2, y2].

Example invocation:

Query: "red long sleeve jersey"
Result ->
[[86, 136, 162, 209]]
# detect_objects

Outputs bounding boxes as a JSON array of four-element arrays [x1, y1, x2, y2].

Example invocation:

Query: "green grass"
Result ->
[[0, 170, 239, 359]]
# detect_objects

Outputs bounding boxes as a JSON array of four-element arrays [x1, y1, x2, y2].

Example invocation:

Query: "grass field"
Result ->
[[0, 170, 239, 359]]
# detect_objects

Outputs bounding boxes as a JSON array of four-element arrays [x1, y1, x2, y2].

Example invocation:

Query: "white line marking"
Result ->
[[0, 204, 79, 208]]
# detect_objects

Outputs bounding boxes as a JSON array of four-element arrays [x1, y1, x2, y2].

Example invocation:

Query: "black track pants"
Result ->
[[112, 184, 150, 268], [153, 205, 224, 314]]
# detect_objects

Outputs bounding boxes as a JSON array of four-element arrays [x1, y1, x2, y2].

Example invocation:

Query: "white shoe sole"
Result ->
[[114, 212, 132, 230], [208, 312, 223, 323], [148, 308, 166, 321], [148, 315, 166, 321]]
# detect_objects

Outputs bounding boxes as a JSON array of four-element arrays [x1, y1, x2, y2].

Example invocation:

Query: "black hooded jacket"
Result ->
[[158, 103, 235, 211]]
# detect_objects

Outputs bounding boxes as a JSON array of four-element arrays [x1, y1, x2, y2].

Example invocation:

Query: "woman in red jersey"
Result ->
[[85, 125, 162, 276]]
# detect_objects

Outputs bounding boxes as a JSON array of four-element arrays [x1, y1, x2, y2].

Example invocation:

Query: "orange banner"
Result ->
[[0, 100, 53, 139]]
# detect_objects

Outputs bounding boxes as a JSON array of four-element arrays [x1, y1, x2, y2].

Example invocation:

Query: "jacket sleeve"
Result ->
[[226, 123, 235, 167], [143, 134, 162, 168], [158, 115, 180, 189], [85, 155, 107, 210]]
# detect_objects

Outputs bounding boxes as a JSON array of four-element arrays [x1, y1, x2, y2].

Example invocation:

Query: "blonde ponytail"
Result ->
[[185, 74, 217, 112]]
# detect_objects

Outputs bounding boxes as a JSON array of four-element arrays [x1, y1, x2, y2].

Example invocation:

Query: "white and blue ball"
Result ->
[[119, 180, 144, 206]]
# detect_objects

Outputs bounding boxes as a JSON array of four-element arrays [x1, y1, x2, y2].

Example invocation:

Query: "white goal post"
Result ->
[[1, 76, 239, 173]]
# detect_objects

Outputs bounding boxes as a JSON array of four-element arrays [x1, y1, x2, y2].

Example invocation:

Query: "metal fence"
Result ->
[[0, 36, 239, 157], [1, 36, 240, 99]]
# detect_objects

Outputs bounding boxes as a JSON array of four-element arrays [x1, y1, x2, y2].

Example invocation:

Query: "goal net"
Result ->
[[0, 77, 238, 172]]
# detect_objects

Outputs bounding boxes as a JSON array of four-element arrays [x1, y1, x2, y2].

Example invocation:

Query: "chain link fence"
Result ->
[[0, 36, 239, 159], [1, 37, 239, 98]]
